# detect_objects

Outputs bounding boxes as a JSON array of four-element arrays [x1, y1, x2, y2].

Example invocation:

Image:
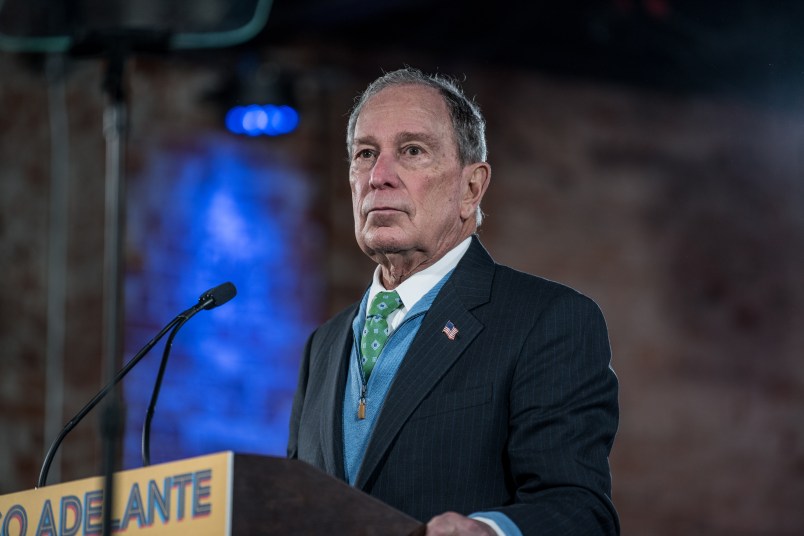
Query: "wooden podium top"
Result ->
[[0, 452, 424, 535]]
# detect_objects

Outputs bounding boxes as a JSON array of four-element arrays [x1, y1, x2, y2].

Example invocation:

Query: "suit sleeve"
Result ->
[[287, 330, 315, 459], [490, 291, 620, 535]]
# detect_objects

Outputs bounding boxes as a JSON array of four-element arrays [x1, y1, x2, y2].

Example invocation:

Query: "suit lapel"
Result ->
[[354, 238, 495, 490], [318, 306, 357, 480]]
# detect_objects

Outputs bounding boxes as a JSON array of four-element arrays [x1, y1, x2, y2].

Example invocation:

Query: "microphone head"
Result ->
[[200, 282, 237, 310]]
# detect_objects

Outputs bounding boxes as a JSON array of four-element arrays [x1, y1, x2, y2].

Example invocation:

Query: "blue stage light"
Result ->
[[226, 104, 299, 136], [262, 104, 279, 136], [272, 105, 299, 135], [225, 106, 246, 135], [241, 104, 265, 136], [122, 141, 321, 468]]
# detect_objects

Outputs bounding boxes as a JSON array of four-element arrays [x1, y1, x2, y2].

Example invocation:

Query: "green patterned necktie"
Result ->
[[361, 290, 403, 379]]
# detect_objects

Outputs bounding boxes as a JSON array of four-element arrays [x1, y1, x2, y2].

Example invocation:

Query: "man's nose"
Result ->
[[368, 152, 399, 189]]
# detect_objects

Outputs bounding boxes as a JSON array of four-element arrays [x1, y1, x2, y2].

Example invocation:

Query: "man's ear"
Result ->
[[461, 162, 491, 221]]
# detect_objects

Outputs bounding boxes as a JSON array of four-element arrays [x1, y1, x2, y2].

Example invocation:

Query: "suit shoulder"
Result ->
[[492, 263, 604, 314]]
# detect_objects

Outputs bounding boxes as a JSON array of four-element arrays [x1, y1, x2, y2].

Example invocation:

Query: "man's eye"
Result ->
[[356, 149, 374, 159], [404, 146, 422, 156]]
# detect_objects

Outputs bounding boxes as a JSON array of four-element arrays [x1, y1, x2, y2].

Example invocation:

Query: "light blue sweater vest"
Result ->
[[342, 272, 451, 484]]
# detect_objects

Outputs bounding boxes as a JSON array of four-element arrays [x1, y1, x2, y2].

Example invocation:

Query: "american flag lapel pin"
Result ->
[[442, 320, 459, 340]]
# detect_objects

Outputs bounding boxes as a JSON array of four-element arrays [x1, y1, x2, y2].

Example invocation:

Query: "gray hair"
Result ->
[[346, 67, 488, 226]]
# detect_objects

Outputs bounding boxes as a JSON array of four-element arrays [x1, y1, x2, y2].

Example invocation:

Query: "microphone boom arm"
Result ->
[[38, 313, 181, 488], [36, 290, 221, 488], [141, 311, 195, 466]]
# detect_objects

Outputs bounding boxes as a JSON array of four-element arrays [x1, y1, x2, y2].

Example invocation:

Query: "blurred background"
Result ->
[[1, 0, 803, 534]]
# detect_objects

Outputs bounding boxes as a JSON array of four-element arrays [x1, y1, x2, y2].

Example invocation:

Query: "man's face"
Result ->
[[349, 84, 478, 262]]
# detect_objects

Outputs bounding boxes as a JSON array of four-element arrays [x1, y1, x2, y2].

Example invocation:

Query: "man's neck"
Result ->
[[373, 233, 474, 289], [376, 253, 431, 289], [368, 236, 473, 317]]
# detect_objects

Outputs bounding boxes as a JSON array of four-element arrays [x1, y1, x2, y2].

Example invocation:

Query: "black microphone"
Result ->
[[37, 281, 237, 488], [199, 281, 237, 310], [141, 281, 236, 465]]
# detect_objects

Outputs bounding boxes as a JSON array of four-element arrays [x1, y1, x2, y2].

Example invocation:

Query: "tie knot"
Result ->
[[368, 290, 402, 319]]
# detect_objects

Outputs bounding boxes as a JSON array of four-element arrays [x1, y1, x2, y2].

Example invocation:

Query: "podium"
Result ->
[[0, 452, 424, 535]]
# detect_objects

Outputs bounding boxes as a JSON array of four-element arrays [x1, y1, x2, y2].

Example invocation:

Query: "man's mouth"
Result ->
[[366, 206, 403, 215]]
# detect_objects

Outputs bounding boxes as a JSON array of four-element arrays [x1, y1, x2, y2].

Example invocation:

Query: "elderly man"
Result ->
[[288, 67, 619, 535]]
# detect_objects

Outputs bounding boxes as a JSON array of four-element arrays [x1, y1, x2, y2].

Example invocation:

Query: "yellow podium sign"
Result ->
[[0, 451, 233, 536]]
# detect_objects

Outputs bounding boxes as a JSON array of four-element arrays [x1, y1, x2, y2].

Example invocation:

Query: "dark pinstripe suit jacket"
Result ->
[[288, 237, 620, 535]]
